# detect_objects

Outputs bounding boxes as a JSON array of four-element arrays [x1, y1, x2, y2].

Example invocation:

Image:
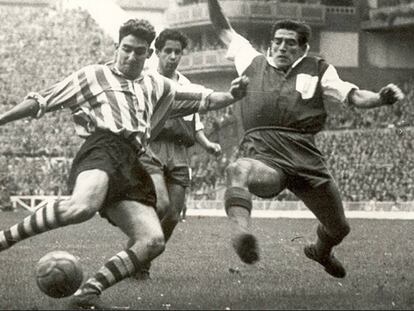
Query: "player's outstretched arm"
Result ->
[[208, 0, 234, 46], [170, 75, 249, 119], [349, 83, 405, 109], [0, 96, 42, 126], [199, 75, 249, 113]]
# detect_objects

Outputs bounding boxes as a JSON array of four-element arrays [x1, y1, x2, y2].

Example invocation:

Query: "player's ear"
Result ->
[[301, 43, 310, 54], [147, 48, 154, 59]]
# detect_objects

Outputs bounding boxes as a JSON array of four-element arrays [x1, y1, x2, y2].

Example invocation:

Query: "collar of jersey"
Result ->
[[108, 63, 145, 82], [266, 52, 308, 71]]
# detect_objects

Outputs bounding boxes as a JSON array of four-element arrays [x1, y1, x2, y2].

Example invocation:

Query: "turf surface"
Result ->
[[0, 210, 413, 310]]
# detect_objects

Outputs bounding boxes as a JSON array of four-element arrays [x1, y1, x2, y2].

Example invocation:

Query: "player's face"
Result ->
[[115, 34, 153, 80], [270, 29, 306, 71], [156, 39, 184, 76]]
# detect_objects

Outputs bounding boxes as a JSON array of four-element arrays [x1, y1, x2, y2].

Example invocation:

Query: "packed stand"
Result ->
[[189, 127, 414, 202], [0, 5, 114, 196], [0, 5, 114, 157]]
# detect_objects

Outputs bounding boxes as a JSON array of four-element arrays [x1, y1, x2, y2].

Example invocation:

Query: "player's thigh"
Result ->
[[150, 173, 170, 219], [227, 157, 287, 198], [294, 180, 348, 232], [105, 200, 163, 241], [70, 169, 109, 213]]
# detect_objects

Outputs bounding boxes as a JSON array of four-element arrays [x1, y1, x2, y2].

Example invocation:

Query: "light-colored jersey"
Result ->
[[31, 64, 212, 151]]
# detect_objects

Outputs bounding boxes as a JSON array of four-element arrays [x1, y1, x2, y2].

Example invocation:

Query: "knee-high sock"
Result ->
[[0, 201, 62, 251], [79, 249, 142, 295]]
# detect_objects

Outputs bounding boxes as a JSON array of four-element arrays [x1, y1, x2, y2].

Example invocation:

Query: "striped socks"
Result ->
[[0, 201, 62, 251], [79, 249, 142, 295]]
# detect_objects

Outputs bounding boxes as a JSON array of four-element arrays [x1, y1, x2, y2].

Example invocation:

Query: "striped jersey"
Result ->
[[148, 70, 209, 140], [151, 71, 204, 146], [33, 64, 212, 151]]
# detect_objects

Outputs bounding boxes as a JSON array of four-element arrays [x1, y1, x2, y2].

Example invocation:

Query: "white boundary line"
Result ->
[[186, 209, 414, 220]]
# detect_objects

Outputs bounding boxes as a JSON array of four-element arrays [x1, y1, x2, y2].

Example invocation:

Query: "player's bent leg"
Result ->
[[225, 187, 258, 264], [126, 236, 152, 281], [0, 169, 108, 252], [70, 200, 165, 309], [225, 158, 286, 264], [130, 173, 169, 281], [295, 180, 350, 278], [150, 173, 170, 220], [162, 182, 186, 242]]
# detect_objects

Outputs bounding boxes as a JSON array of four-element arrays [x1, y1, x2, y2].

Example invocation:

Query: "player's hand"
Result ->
[[207, 142, 222, 157], [229, 75, 249, 100], [379, 83, 405, 106]]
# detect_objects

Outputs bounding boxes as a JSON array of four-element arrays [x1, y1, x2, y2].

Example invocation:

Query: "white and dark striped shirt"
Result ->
[[33, 64, 212, 151]]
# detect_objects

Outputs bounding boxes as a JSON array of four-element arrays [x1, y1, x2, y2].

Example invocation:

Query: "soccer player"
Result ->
[[0, 19, 248, 309], [207, 0, 405, 278], [135, 29, 222, 280]]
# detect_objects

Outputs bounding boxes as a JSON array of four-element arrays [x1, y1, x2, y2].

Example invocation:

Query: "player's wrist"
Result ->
[[24, 92, 47, 118]]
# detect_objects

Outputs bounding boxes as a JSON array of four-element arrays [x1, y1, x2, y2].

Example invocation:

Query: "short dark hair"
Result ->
[[119, 19, 156, 46], [271, 19, 311, 46], [154, 29, 189, 51]]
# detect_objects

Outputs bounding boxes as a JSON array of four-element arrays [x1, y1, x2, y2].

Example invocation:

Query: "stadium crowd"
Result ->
[[0, 4, 413, 202], [189, 127, 414, 202]]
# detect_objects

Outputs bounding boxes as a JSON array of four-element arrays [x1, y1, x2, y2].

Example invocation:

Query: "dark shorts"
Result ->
[[68, 130, 157, 222], [140, 143, 191, 188], [240, 129, 333, 194], [166, 166, 191, 188]]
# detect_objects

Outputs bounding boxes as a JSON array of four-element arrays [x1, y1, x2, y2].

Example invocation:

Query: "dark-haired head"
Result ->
[[267, 19, 310, 71], [119, 19, 156, 46], [154, 29, 189, 78], [115, 19, 155, 80], [155, 29, 188, 51], [271, 19, 311, 47]]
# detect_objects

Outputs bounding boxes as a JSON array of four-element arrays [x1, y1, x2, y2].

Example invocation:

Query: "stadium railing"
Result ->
[[8, 196, 414, 215], [7, 196, 414, 220], [10, 195, 69, 212]]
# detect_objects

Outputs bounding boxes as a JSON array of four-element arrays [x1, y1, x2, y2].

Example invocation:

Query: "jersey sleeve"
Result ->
[[193, 113, 204, 132], [226, 31, 262, 76], [321, 64, 359, 105], [170, 82, 214, 118], [32, 66, 92, 117]]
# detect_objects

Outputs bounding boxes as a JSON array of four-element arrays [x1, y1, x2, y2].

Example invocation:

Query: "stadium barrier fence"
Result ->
[[7, 196, 414, 219]]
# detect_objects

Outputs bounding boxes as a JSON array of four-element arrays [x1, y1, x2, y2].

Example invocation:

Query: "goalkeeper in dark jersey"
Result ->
[[208, 0, 405, 278]]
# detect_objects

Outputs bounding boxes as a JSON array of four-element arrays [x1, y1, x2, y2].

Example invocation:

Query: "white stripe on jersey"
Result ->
[[133, 79, 150, 136], [143, 76, 154, 118], [102, 67, 133, 131]]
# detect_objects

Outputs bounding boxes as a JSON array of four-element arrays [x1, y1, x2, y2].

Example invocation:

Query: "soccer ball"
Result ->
[[35, 250, 83, 298]]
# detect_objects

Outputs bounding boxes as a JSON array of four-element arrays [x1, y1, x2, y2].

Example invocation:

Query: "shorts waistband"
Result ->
[[93, 129, 145, 156]]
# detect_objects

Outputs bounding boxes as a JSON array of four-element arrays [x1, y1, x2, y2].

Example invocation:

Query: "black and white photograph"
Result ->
[[0, 0, 413, 309]]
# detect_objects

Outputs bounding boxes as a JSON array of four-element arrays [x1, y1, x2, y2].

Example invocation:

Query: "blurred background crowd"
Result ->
[[0, 5, 413, 202]]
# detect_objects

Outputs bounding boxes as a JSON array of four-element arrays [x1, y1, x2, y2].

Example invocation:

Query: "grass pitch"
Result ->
[[0, 210, 413, 310]]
